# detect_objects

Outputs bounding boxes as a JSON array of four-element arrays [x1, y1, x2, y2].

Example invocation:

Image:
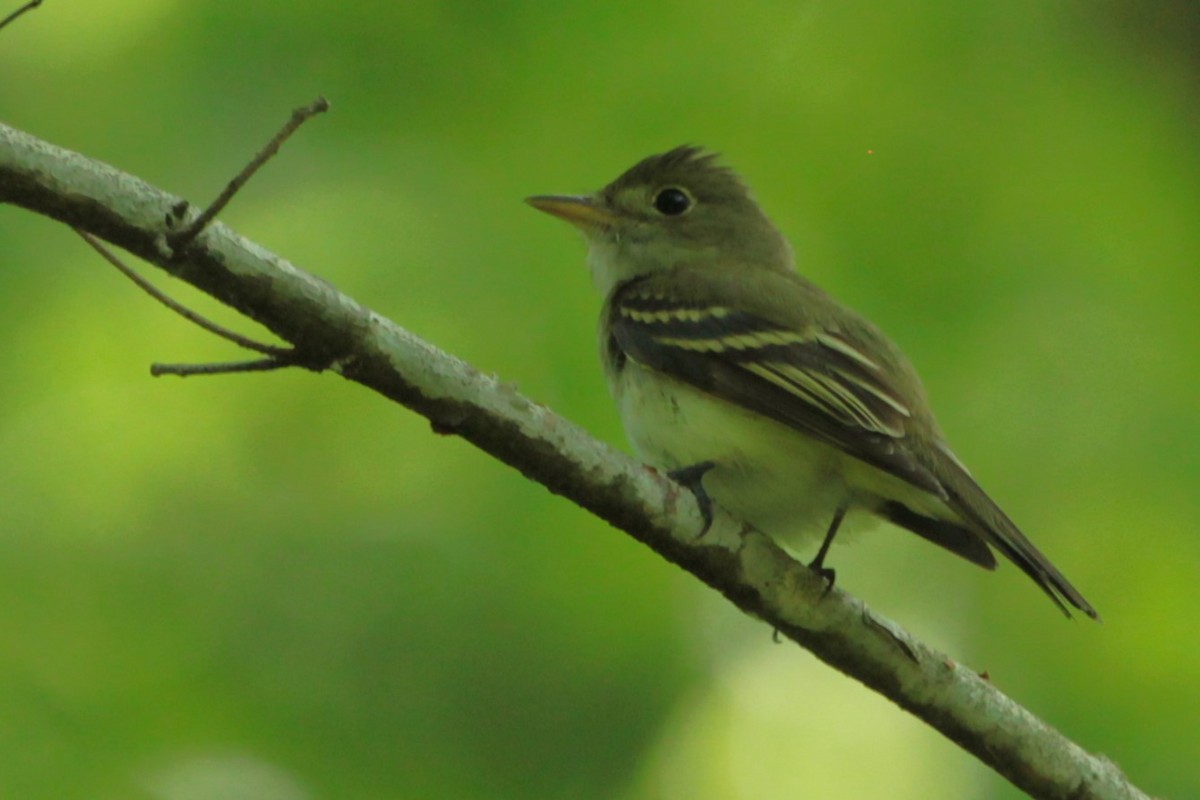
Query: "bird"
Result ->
[[527, 145, 1098, 620]]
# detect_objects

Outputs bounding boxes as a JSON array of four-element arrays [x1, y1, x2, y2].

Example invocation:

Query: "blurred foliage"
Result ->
[[2, 2, 1198, 798]]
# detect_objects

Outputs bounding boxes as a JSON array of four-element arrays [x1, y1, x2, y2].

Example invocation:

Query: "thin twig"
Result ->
[[75, 228, 293, 357], [167, 96, 330, 251], [0, 0, 41, 33], [151, 358, 292, 377]]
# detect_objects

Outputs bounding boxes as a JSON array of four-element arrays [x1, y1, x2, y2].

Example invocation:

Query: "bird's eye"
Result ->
[[653, 187, 692, 216]]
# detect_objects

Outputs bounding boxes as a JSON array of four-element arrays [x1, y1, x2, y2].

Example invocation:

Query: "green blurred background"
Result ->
[[2, 2, 1198, 798]]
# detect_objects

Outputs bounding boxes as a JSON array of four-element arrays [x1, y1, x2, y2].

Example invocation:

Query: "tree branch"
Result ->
[[0, 121, 1151, 800]]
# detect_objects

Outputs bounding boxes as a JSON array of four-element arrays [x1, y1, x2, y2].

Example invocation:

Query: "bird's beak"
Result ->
[[525, 194, 619, 230]]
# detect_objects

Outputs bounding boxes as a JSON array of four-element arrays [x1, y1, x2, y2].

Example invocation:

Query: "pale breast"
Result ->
[[609, 359, 867, 547]]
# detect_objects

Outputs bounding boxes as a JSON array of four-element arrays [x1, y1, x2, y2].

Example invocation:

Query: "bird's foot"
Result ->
[[808, 503, 848, 597], [807, 560, 837, 596], [667, 461, 717, 539]]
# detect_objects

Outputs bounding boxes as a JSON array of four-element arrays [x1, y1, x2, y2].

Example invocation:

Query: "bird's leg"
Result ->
[[667, 461, 718, 539], [809, 502, 849, 592]]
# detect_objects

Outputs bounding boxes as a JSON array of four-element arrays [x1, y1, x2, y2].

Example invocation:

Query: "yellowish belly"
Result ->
[[610, 361, 952, 551]]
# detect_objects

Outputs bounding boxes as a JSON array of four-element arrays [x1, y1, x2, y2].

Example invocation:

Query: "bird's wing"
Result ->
[[607, 270, 945, 498]]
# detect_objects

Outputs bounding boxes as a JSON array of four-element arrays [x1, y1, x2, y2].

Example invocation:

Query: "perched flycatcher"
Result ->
[[528, 146, 1097, 619]]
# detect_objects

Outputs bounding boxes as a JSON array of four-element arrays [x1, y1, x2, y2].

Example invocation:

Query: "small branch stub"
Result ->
[[166, 96, 331, 253], [150, 358, 294, 377], [77, 229, 293, 359]]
